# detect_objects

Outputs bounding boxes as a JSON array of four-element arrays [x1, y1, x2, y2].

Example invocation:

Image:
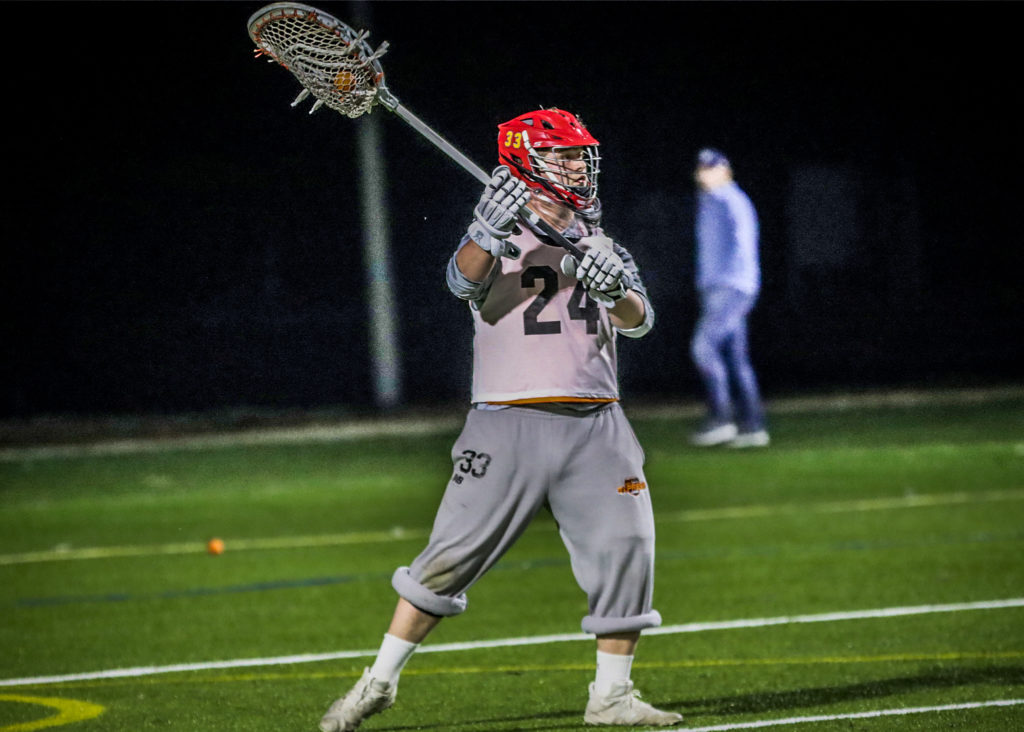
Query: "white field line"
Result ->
[[0, 416, 464, 462], [0, 527, 431, 566], [678, 698, 1024, 731], [658, 487, 1024, 524], [645, 598, 1024, 637], [3, 487, 1023, 567], [1, 597, 1021, 688], [1, 385, 1021, 462]]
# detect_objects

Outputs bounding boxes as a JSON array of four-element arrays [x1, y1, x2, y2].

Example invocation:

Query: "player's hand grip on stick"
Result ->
[[468, 167, 530, 260], [560, 236, 631, 307]]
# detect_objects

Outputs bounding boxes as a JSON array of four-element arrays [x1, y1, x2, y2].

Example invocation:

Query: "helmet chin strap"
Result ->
[[577, 198, 603, 226]]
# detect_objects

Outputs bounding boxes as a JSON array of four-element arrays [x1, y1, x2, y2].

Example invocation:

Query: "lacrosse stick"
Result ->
[[247, 2, 585, 260]]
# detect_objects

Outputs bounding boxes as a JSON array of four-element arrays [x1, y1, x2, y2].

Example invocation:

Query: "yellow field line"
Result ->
[[10, 651, 1023, 689], [0, 694, 104, 731], [341, 649, 1024, 678], [4, 598, 1022, 689]]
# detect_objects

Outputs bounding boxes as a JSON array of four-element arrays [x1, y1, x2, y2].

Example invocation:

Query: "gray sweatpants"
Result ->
[[391, 403, 662, 635]]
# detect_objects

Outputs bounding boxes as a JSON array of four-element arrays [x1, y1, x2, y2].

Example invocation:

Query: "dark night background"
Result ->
[[2, 1, 1021, 423]]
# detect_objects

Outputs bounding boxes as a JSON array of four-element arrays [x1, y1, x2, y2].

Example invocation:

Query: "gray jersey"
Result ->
[[390, 214, 662, 635]]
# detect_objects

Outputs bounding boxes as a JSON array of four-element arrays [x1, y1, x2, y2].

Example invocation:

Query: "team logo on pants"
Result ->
[[616, 477, 647, 496]]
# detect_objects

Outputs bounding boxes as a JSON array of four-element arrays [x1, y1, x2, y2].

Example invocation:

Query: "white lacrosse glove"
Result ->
[[467, 166, 531, 260], [560, 235, 631, 307]]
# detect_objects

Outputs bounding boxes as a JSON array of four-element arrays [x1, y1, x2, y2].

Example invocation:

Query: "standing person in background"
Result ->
[[689, 148, 769, 448]]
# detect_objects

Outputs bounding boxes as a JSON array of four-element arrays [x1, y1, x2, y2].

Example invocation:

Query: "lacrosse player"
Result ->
[[689, 148, 769, 448], [319, 108, 682, 730]]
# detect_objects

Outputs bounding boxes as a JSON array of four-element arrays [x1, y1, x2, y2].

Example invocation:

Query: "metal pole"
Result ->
[[353, 1, 401, 410]]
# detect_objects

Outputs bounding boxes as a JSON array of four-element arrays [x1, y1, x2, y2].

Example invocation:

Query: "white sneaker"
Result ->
[[584, 681, 683, 726], [319, 668, 396, 732], [689, 421, 738, 446], [729, 430, 770, 448]]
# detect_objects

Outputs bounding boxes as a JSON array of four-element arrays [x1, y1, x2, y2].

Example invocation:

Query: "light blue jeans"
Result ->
[[690, 287, 765, 432]]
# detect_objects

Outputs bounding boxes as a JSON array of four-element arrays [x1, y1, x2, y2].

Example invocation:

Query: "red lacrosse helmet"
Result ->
[[497, 108, 601, 211]]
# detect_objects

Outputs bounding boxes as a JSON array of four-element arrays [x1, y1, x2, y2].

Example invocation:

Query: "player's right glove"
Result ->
[[560, 235, 632, 307], [467, 166, 530, 260]]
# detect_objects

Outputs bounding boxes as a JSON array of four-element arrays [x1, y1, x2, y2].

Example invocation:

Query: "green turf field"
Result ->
[[1, 390, 1022, 731]]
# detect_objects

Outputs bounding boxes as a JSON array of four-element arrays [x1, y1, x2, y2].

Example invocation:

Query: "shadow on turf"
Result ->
[[357, 665, 1023, 730], [678, 664, 1024, 718], [353, 716, 579, 731], [349, 707, 581, 731]]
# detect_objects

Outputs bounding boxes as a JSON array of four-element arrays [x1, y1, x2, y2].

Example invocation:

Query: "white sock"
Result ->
[[369, 633, 419, 685], [594, 650, 634, 695]]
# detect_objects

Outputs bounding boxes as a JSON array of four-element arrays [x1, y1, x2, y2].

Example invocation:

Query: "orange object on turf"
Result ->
[[207, 538, 225, 555]]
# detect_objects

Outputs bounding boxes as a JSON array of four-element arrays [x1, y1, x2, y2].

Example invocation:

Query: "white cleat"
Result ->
[[689, 421, 738, 446], [728, 430, 770, 448], [319, 668, 396, 732], [584, 681, 683, 727]]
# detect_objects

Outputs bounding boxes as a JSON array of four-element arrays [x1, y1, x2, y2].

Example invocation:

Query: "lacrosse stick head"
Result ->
[[247, 2, 391, 118]]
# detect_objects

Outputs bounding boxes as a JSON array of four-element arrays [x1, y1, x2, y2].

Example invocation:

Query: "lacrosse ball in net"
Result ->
[[333, 69, 358, 94], [207, 538, 225, 555]]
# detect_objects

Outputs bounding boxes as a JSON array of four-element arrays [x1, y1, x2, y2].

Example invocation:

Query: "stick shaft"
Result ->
[[385, 97, 585, 260], [390, 103, 491, 186]]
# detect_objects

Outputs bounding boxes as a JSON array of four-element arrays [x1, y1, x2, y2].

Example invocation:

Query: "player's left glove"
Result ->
[[468, 166, 531, 260], [560, 235, 632, 307]]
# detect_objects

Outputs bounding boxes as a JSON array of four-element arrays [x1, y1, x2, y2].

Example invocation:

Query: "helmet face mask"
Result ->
[[497, 108, 601, 212], [531, 145, 601, 208]]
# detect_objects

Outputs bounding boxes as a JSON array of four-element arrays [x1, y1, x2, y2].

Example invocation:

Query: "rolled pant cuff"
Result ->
[[582, 610, 662, 635], [391, 566, 468, 617]]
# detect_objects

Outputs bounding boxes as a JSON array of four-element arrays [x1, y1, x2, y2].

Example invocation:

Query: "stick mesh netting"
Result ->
[[249, 4, 388, 118]]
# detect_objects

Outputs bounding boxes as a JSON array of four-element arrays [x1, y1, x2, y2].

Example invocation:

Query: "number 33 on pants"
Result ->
[[453, 449, 492, 483]]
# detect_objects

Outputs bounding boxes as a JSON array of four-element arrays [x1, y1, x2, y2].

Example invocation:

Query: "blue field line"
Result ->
[[12, 558, 570, 608], [14, 570, 394, 608]]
